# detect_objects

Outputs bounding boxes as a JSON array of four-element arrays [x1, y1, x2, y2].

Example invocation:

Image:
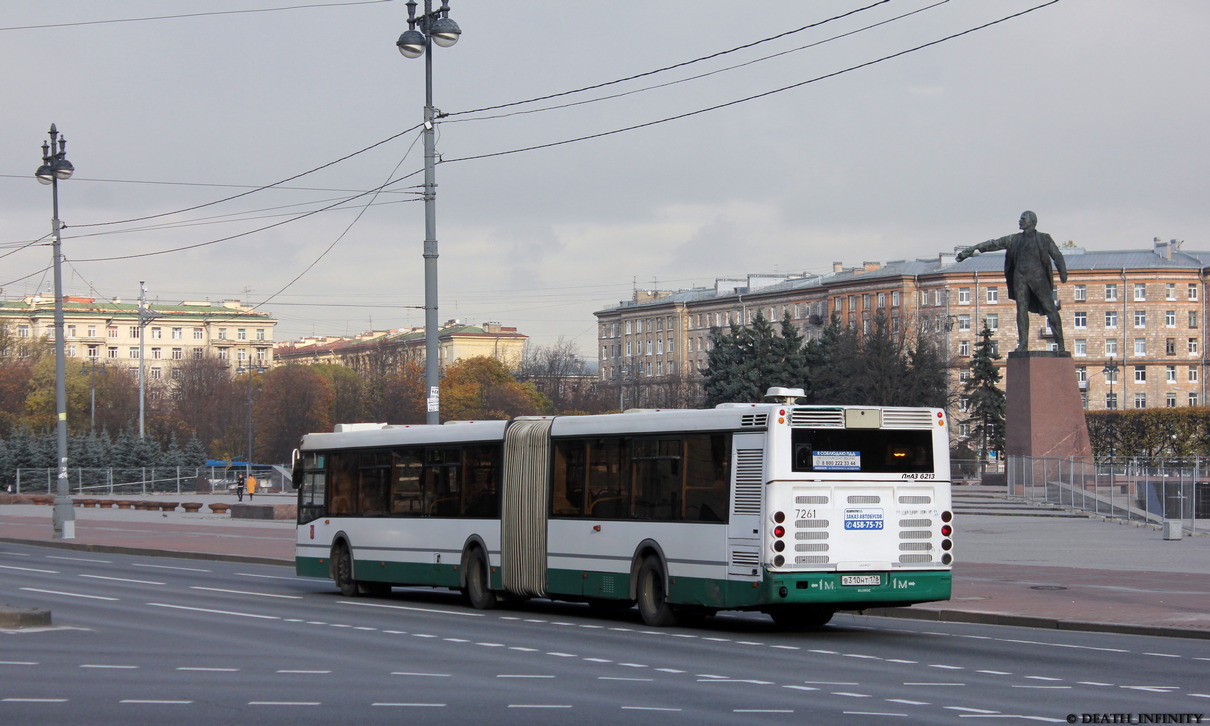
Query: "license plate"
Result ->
[[841, 574, 882, 587]]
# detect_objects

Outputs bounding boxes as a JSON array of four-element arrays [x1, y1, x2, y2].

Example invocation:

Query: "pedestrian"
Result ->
[[246, 473, 257, 501], [236, 473, 246, 502]]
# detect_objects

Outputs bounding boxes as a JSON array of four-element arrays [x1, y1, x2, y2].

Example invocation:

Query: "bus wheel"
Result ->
[[636, 556, 678, 627], [768, 606, 834, 630], [464, 549, 498, 610], [333, 543, 359, 597]]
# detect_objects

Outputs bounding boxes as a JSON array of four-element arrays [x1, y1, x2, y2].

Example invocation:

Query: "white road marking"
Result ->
[[1143, 652, 1180, 658], [178, 667, 239, 672], [120, 699, 192, 704], [508, 704, 572, 709], [22, 588, 117, 601], [190, 587, 302, 599], [946, 706, 999, 713], [248, 701, 320, 706], [81, 664, 139, 669], [47, 555, 111, 564], [146, 603, 280, 619], [887, 699, 930, 705], [79, 575, 165, 585], [601, 677, 653, 682], [132, 563, 210, 572], [2, 564, 60, 574], [623, 706, 682, 711], [2, 698, 67, 703], [372, 703, 446, 707], [339, 600, 482, 617], [391, 672, 450, 677], [845, 712, 908, 717], [498, 674, 555, 678], [277, 670, 331, 674], [0, 661, 39, 666]]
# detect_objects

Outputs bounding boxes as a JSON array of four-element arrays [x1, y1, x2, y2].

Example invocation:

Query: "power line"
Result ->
[[0, 0, 393, 33], [443, 1, 1062, 165], [444, 0, 893, 119]]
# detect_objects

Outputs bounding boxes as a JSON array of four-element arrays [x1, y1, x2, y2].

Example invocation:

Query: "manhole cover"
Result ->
[[1030, 585, 1068, 591]]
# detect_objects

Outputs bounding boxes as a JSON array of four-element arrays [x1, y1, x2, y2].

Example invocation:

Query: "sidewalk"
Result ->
[[3, 496, 1209, 639]]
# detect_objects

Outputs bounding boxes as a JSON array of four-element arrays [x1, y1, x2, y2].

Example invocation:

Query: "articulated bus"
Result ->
[[292, 389, 953, 627]]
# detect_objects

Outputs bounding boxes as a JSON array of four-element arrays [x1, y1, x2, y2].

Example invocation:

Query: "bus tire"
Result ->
[[768, 606, 834, 630], [636, 556, 678, 627], [464, 549, 498, 610], [333, 543, 359, 597]]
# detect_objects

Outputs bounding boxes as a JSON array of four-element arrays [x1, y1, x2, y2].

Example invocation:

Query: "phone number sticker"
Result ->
[[844, 507, 884, 530], [813, 450, 860, 471]]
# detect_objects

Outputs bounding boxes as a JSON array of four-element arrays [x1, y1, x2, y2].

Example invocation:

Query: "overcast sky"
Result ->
[[2, 1, 1206, 356]]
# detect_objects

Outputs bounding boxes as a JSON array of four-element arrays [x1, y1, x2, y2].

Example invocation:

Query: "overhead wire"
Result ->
[[0, 0, 393, 33], [443, 1, 1062, 166]]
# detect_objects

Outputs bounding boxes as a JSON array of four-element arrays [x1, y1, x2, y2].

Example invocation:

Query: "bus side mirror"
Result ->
[[290, 448, 302, 490]]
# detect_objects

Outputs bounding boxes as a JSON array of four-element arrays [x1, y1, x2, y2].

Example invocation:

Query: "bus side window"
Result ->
[[462, 445, 500, 518], [683, 434, 730, 523], [328, 452, 358, 516], [391, 450, 424, 515], [551, 440, 586, 517]]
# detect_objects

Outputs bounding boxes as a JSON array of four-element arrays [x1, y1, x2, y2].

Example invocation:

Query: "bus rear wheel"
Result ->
[[464, 549, 498, 610], [636, 556, 678, 627], [768, 606, 834, 630]]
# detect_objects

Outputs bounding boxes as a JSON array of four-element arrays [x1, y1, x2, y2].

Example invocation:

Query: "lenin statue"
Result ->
[[956, 211, 1068, 353]]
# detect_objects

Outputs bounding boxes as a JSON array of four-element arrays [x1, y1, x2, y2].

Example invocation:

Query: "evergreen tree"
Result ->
[[184, 437, 208, 467], [701, 311, 809, 407], [963, 323, 1006, 465], [701, 323, 750, 406]]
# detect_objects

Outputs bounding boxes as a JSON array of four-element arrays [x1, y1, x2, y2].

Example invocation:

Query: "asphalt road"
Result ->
[[2, 543, 1208, 725]]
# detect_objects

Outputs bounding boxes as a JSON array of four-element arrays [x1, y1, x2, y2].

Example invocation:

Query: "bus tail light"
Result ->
[[772, 513, 787, 567]]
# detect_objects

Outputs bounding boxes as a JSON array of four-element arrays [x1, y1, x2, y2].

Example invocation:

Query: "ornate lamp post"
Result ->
[[1102, 356, 1119, 411], [397, 0, 461, 425], [35, 124, 76, 539]]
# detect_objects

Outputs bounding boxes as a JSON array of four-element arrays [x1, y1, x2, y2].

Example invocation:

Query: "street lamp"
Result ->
[[82, 359, 106, 434], [237, 366, 266, 484], [35, 124, 76, 539], [397, 0, 461, 425]]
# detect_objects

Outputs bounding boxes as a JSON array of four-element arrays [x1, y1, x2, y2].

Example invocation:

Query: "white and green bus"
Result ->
[[293, 388, 953, 627]]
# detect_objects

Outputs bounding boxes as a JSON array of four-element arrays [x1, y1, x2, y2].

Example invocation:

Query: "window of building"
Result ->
[[646, 340, 652, 356], [1189, 283, 1200, 301], [217, 348, 229, 361], [150, 368, 162, 381], [151, 348, 162, 360], [959, 340, 971, 356], [626, 341, 632, 356], [172, 348, 183, 360], [986, 287, 999, 304], [1134, 339, 1146, 356], [1166, 365, 1177, 383], [1191, 392, 1200, 406], [892, 291, 900, 307], [1134, 393, 1147, 409], [657, 338, 664, 354], [1074, 339, 1087, 357], [877, 292, 886, 308], [237, 328, 247, 341], [958, 287, 971, 305], [1190, 366, 1199, 383], [1167, 392, 1177, 408], [193, 348, 204, 360], [1166, 283, 1176, 301], [1105, 310, 1118, 329], [1074, 284, 1087, 301], [1105, 284, 1118, 301], [107, 347, 118, 359], [1106, 393, 1118, 410], [1105, 338, 1119, 356], [1134, 310, 1146, 328], [1133, 283, 1146, 301], [1134, 365, 1146, 383], [668, 338, 675, 353], [1166, 310, 1176, 327], [1105, 366, 1118, 384], [87, 325, 97, 337], [1190, 338, 1200, 355], [151, 327, 162, 339], [256, 328, 266, 341], [107, 326, 119, 338], [1076, 366, 1087, 384], [129, 326, 140, 338], [957, 314, 971, 332], [986, 314, 999, 331], [218, 328, 227, 340], [1167, 338, 1177, 355], [129, 347, 140, 359], [193, 328, 203, 340], [1190, 311, 1200, 329], [1074, 312, 1087, 329]]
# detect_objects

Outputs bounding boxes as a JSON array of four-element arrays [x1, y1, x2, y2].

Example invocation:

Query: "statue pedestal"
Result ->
[[1005, 351, 1092, 460]]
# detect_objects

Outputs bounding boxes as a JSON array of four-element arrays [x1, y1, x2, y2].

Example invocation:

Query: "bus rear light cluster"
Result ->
[[940, 510, 953, 564], [771, 511, 787, 567]]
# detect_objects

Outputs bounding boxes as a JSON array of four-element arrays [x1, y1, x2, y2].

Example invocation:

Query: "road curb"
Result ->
[[863, 605, 1210, 640], [0, 537, 291, 567]]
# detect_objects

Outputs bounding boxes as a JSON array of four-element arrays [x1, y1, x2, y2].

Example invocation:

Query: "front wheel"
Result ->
[[636, 556, 678, 627], [333, 543, 358, 597]]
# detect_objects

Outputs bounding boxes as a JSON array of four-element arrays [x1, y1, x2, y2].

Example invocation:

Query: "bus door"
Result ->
[[727, 433, 764, 579], [501, 418, 553, 598]]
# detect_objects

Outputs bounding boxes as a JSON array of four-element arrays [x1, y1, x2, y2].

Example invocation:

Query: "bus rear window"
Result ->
[[791, 429, 933, 474]]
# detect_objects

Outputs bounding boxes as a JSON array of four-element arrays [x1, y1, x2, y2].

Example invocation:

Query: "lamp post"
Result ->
[[82, 359, 106, 434], [237, 366, 265, 484], [35, 124, 76, 540], [397, 0, 461, 425]]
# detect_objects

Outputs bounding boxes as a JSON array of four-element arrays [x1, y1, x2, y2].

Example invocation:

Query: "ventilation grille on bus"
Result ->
[[847, 495, 881, 504], [899, 518, 932, 528], [796, 555, 830, 564], [795, 495, 829, 504], [795, 544, 829, 552], [796, 519, 829, 528], [899, 542, 933, 551], [740, 413, 768, 428], [898, 554, 933, 563], [899, 495, 932, 504], [731, 549, 760, 568], [899, 530, 931, 540], [881, 409, 938, 429], [790, 409, 844, 427], [732, 449, 763, 515]]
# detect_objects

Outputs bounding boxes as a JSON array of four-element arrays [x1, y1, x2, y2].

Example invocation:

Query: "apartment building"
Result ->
[[0, 295, 276, 379], [274, 321, 527, 371], [595, 240, 1207, 420]]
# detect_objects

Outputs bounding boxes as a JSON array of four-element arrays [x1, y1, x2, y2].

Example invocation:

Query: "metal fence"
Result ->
[[1008, 456, 1208, 535], [951, 458, 1005, 484], [10, 466, 292, 497]]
